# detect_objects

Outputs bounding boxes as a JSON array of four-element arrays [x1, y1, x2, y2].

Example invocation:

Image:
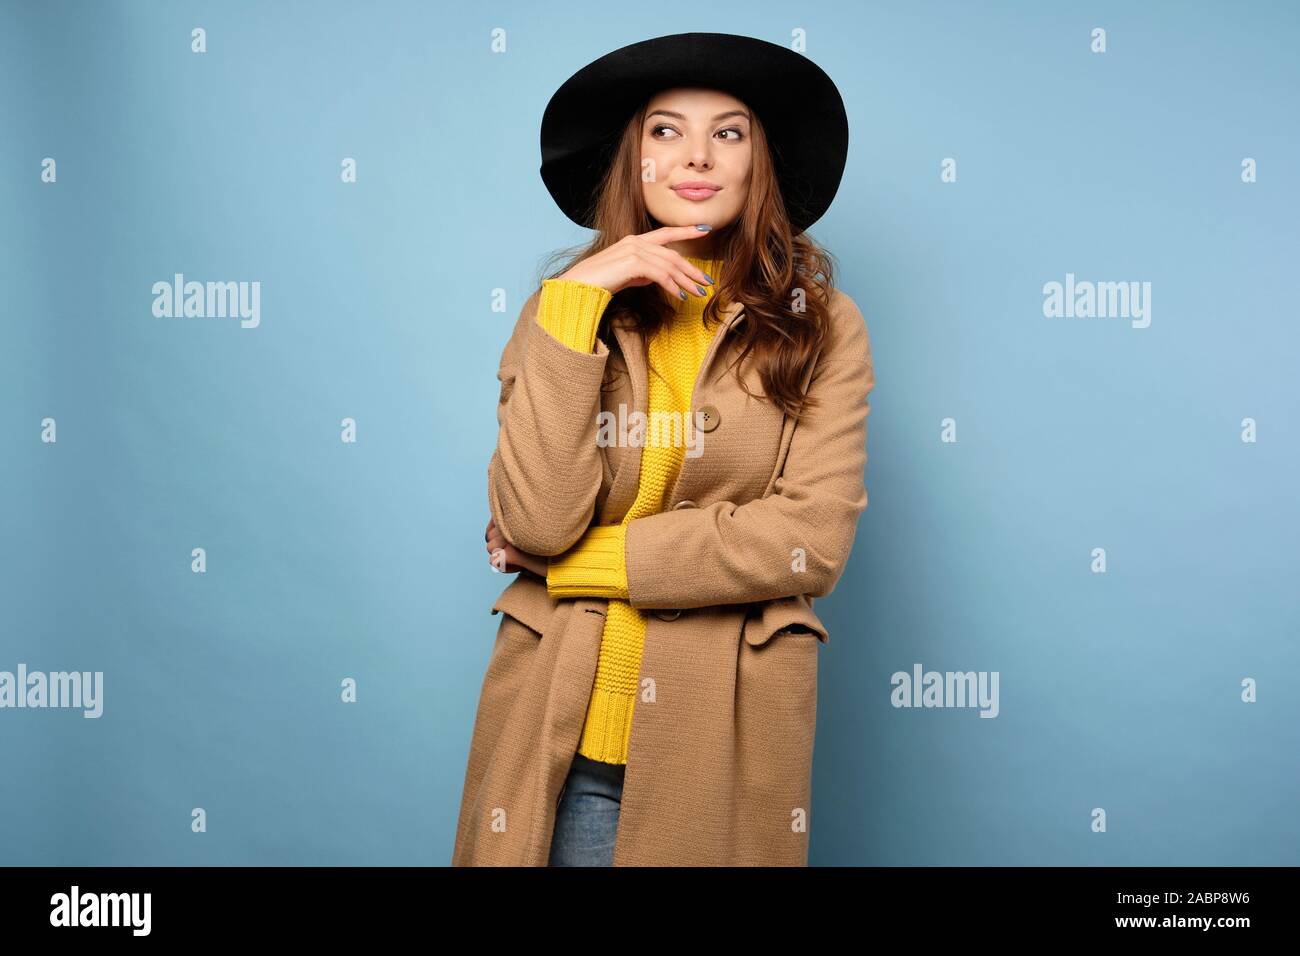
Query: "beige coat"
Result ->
[[452, 282, 876, 865]]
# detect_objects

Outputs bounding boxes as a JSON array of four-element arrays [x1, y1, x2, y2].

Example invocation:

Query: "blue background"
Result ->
[[2, 0, 1296, 865]]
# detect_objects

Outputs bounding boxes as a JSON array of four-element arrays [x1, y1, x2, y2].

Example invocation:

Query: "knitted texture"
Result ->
[[544, 254, 725, 765], [546, 523, 628, 598], [536, 278, 611, 352]]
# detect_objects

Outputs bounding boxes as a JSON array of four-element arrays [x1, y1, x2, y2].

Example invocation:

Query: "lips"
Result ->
[[672, 182, 721, 201]]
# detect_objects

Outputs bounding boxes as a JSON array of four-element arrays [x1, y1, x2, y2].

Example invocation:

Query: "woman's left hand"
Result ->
[[485, 517, 549, 578]]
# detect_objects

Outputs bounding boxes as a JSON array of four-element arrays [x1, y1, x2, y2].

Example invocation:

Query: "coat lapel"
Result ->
[[601, 300, 746, 524]]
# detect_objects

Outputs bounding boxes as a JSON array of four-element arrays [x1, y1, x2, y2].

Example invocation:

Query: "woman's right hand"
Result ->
[[557, 225, 717, 301], [485, 517, 549, 579]]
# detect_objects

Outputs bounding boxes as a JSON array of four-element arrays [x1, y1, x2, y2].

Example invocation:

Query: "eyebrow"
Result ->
[[647, 109, 751, 123]]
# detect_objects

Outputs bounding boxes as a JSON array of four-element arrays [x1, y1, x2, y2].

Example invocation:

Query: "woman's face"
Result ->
[[640, 87, 752, 256]]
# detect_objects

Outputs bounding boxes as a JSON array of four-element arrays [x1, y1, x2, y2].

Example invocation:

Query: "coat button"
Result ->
[[654, 609, 682, 622], [695, 404, 721, 432], [672, 499, 696, 510]]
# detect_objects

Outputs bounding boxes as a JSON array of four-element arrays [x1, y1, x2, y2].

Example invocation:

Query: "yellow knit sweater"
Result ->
[[533, 254, 725, 765]]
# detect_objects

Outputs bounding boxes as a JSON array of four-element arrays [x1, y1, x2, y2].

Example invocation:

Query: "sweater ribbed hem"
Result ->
[[537, 278, 611, 353], [546, 524, 629, 599], [576, 684, 635, 765]]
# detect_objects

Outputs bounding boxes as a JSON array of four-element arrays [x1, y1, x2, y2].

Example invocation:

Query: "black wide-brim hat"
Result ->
[[540, 32, 849, 236]]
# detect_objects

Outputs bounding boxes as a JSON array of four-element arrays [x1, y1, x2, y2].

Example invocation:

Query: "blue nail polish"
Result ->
[[702, 274, 714, 284], [696, 285, 706, 295], [695, 224, 711, 231], [679, 290, 687, 300]]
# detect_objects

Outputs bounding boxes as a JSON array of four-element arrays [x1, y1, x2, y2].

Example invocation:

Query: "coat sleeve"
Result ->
[[486, 286, 613, 556], [623, 290, 876, 608]]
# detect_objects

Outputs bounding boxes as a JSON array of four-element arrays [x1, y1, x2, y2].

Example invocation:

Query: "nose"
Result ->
[[686, 133, 713, 170]]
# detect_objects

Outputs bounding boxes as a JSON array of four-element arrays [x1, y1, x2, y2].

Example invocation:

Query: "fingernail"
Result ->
[[695, 224, 711, 231], [679, 290, 687, 300], [696, 285, 707, 295], [702, 274, 714, 284]]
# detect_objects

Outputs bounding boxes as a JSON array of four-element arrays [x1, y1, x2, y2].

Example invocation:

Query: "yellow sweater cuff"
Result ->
[[537, 278, 612, 353], [547, 524, 629, 599]]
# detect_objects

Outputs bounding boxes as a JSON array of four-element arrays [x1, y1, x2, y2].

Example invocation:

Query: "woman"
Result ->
[[455, 32, 876, 866]]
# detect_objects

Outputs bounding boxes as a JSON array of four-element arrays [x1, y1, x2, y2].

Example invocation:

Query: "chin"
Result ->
[[647, 211, 687, 228]]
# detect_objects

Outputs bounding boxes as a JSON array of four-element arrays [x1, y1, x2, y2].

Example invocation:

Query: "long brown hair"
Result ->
[[536, 98, 838, 419]]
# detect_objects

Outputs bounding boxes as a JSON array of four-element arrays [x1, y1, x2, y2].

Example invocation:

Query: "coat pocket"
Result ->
[[490, 573, 557, 638], [742, 594, 830, 647], [736, 602, 819, 858]]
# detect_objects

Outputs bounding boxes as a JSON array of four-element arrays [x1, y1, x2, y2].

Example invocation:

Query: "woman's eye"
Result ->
[[650, 125, 744, 140]]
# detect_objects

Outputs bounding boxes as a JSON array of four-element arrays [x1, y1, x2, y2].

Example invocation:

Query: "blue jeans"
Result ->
[[547, 753, 626, 866]]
